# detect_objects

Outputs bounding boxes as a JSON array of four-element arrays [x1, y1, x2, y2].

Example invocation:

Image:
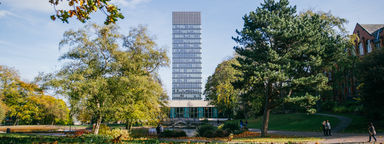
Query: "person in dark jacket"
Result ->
[[322, 121, 326, 136], [368, 122, 377, 142]]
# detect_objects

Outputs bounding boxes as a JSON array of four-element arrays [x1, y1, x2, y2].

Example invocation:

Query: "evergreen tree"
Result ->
[[233, 0, 348, 136]]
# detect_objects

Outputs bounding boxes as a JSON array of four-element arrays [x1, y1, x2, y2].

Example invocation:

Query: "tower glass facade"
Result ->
[[172, 12, 202, 100]]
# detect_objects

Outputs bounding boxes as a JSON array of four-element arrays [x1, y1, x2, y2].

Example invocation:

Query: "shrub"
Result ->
[[233, 129, 246, 135], [98, 124, 110, 135], [196, 124, 217, 138], [97, 124, 129, 140], [159, 130, 186, 137], [73, 129, 90, 137], [130, 128, 150, 138], [214, 129, 229, 137], [222, 121, 240, 133]]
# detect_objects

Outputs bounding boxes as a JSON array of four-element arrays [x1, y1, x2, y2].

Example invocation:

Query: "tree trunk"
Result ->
[[93, 115, 102, 134], [261, 82, 271, 137], [261, 107, 271, 137], [126, 120, 132, 131], [13, 118, 19, 126]]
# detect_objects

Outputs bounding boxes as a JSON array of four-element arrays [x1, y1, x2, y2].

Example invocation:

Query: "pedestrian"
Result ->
[[325, 120, 332, 136], [245, 120, 248, 128], [160, 124, 164, 133], [322, 121, 326, 136], [240, 120, 243, 129], [368, 122, 377, 142], [156, 124, 161, 135]]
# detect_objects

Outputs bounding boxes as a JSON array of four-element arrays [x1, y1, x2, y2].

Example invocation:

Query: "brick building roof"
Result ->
[[360, 24, 384, 34]]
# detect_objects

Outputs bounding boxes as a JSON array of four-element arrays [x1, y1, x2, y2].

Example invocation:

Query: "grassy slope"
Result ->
[[243, 113, 340, 132]]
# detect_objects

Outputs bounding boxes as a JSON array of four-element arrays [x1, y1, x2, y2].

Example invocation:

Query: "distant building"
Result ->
[[332, 23, 384, 101], [168, 12, 220, 121], [172, 12, 202, 100]]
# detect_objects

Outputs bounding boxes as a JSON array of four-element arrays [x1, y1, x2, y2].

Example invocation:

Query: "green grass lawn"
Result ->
[[238, 113, 340, 132]]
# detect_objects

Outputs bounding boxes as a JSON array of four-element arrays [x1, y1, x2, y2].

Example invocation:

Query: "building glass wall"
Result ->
[[172, 12, 202, 100]]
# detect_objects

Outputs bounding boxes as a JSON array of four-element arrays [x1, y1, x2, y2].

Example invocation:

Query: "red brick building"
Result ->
[[332, 23, 384, 101], [353, 23, 384, 56]]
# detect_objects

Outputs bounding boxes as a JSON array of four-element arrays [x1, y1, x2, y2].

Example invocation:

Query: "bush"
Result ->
[[233, 129, 246, 135], [158, 130, 186, 137], [130, 128, 150, 138], [222, 121, 240, 133], [196, 124, 217, 138], [98, 124, 110, 135], [214, 129, 229, 137], [97, 124, 129, 140]]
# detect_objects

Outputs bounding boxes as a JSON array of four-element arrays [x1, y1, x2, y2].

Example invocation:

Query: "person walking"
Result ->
[[368, 122, 377, 142], [240, 120, 244, 129], [325, 120, 332, 136], [322, 121, 326, 136]]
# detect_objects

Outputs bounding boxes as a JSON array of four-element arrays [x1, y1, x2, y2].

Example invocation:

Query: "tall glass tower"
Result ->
[[172, 12, 202, 100]]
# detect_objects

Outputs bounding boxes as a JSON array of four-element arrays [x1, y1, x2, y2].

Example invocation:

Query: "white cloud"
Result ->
[[2, 0, 53, 13], [111, 0, 151, 8], [0, 10, 16, 18]]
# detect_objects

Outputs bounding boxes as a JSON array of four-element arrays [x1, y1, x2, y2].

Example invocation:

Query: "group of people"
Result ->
[[321, 120, 332, 136], [240, 120, 248, 129], [321, 120, 377, 142]]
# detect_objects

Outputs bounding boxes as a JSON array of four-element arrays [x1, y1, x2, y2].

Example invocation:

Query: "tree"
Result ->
[[233, 0, 349, 136], [28, 95, 70, 125], [357, 48, 384, 120], [204, 58, 242, 119], [110, 27, 169, 130], [0, 65, 70, 125], [49, 0, 124, 24], [45, 24, 168, 134]]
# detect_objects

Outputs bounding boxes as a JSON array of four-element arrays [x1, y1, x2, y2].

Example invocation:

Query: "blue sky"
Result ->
[[1, 0, 383, 99]]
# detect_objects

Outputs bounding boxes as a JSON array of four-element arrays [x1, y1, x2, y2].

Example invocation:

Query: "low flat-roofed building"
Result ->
[[167, 100, 219, 120]]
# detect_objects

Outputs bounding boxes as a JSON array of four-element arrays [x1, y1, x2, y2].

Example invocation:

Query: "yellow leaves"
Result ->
[[80, 0, 84, 6]]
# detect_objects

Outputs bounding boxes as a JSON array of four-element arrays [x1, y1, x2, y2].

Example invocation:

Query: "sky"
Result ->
[[1, 0, 384, 99]]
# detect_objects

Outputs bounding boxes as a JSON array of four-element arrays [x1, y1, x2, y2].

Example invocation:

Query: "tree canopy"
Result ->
[[49, 0, 124, 24], [0, 65, 70, 125], [44, 24, 168, 134], [233, 0, 349, 136], [204, 58, 242, 119]]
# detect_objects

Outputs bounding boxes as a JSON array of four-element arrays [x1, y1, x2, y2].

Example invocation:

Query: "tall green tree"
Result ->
[[204, 58, 242, 119], [233, 0, 348, 136], [45, 24, 168, 134], [357, 48, 384, 120]]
